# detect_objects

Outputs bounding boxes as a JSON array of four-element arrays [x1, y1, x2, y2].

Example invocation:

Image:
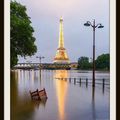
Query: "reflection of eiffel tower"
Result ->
[[54, 17, 70, 63], [54, 70, 69, 120]]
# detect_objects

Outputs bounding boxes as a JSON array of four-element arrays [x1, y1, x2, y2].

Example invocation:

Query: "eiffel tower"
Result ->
[[54, 17, 70, 64]]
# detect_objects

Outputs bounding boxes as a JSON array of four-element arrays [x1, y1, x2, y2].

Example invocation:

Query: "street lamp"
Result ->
[[36, 56, 45, 68], [84, 19, 104, 87], [36, 56, 45, 79], [36, 56, 44, 63]]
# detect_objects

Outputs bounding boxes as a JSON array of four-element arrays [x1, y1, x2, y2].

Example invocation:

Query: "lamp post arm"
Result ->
[[87, 21, 93, 27], [95, 23, 102, 28]]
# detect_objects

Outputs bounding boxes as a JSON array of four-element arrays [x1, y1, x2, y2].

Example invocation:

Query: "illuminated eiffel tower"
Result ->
[[54, 17, 70, 63]]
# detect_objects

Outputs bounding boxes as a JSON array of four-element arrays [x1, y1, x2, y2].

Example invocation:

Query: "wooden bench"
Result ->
[[29, 89, 40, 100], [29, 88, 47, 100]]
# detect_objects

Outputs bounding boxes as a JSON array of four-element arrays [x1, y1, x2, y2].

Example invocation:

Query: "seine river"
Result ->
[[11, 70, 110, 120]]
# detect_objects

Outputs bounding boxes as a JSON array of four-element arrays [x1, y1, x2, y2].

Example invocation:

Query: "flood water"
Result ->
[[11, 70, 110, 120]]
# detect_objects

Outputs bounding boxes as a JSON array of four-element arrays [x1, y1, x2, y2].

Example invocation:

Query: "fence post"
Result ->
[[86, 78, 88, 87], [80, 78, 81, 83], [79, 78, 81, 86], [103, 78, 105, 89], [103, 79, 105, 86], [74, 78, 76, 84]]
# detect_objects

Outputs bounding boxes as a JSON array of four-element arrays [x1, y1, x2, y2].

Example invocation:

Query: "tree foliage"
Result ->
[[11, 1, 37, 68], [77, 53, 110, 70], [95, 54, 110, 70], [78, 57, 91, 70]]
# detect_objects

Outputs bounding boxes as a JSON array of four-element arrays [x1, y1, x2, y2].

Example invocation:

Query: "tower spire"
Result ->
[[53, 17, 70, 64], [59, 17, 64, 48]]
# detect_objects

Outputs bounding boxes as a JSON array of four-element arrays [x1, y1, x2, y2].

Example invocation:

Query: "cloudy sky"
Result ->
[[17, 0, 109, 63]]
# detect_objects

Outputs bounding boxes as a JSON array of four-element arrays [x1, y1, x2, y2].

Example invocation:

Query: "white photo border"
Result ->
[[4, 0, 116, 120]]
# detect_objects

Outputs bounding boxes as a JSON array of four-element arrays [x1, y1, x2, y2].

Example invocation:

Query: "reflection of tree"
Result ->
[[11, 70, 35, 120], [54, 70, 69, 120], [11, 70, 19, 120]]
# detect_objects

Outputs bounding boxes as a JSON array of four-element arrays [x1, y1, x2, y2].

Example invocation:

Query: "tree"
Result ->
[[95, 53, 110, 70], [11, 1, 37, 68], [78, 57, 91, 70]]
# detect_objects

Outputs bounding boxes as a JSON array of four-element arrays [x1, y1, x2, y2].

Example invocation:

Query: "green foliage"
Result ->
[[11, 1, 37, 68], [77, 53, 110, 70], [95, 54, 110, 70], [78, 57, 91, 70]]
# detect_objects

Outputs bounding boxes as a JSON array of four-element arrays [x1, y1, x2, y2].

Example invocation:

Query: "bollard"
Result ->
[[80, 78, 81, 83], [74, 78, 76, 84], [103, 78, 105, 87], [79, 78, 81, 86], [86, 78, 88, 87], [102, 78, 105, 94]]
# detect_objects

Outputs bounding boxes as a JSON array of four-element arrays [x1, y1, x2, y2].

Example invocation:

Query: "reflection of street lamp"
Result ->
[[84, 20, 104, 87]]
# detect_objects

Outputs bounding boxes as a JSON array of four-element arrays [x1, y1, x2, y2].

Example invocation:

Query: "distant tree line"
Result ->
[[77, 53, 110, 70]]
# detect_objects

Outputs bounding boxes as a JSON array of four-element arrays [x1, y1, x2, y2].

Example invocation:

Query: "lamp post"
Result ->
[[36, 56, 45, 69], [84, 19, 104, 87], [36, 56, 45, 78]]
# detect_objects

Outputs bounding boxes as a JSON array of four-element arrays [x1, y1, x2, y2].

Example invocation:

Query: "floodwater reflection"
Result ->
[[11, 70, 35, 120], [54, 70, 69, 120], [92, 87, 96, 120], [11, 69, 110, 120]]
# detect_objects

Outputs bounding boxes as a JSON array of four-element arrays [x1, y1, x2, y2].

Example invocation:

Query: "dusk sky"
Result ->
[[17, 0, 109, 63]]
